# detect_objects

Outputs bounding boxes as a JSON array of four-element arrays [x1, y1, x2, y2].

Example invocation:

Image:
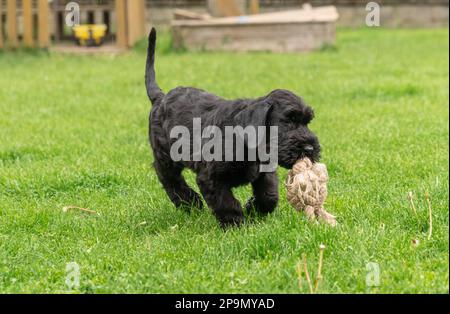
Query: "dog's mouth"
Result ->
[[303, 151, 320, 163], [277, 139, 321, 169], [296, 144, 320, 162], [279, 151, 319, 169]]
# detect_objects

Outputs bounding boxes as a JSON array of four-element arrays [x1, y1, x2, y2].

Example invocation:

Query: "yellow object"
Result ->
[[73, 24, 107, 46]]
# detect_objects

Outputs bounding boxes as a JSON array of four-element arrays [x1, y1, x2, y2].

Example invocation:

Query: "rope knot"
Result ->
[[285, 158, 337, 226]]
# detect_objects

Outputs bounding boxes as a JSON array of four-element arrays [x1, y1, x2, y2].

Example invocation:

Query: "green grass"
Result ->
[[0, 28, 448, 293]]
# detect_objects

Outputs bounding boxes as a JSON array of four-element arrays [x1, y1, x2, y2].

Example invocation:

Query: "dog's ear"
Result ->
[[302, 106, 315, 124], [234, 101, 273, 128]]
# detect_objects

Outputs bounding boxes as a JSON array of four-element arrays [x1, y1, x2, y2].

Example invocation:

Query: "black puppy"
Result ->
[[145, 28, 320, 228]]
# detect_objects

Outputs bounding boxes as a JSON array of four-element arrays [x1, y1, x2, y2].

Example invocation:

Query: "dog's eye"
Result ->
[[286, 110, 302, 124], [288, 108, 314, 125]]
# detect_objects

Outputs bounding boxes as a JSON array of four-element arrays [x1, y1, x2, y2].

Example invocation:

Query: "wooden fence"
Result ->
[[0, 0, 49, 49], [0, 0, 146, 49]]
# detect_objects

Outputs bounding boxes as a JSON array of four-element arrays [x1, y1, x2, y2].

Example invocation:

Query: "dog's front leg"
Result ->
[[154, 161, 203, 210], [196, 176, 244, 228], [246, 172, 279, 215]]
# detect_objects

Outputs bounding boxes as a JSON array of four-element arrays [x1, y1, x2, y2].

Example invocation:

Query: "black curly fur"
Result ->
[[145, 28, 321, 228]]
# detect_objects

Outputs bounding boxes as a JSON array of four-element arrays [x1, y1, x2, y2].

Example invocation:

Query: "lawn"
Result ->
[[0, 28, 448, 294]]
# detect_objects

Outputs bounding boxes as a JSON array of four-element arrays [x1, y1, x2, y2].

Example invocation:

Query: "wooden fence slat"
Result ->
[[115, 0, 127, 48], [7, 0, 18, 48], [0, 0, 3, 48], [23, 0, 34, 47], [38, 0, 49, 48], [250, 0, 260, 15], [210, 0, 242, 17], [126, 0, 145, 47], [37, 0, 48, 48]]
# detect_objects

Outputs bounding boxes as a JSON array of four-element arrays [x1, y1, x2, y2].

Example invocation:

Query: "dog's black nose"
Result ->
[[304, 145, 314, 152]]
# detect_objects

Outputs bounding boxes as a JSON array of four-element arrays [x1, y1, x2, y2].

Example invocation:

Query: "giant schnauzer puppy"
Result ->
[[145, 28, 320, 228]]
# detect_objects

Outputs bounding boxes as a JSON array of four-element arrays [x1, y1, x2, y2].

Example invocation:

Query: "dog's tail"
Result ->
[[145, 28, 164, 105]]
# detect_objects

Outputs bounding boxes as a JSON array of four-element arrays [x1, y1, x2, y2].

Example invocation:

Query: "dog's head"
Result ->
[[266, 89, 321, 168], [236, 89, 321, 169]]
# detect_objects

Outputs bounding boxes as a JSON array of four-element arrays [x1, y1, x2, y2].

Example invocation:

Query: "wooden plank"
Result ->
[[115, 0, 127, 48], [7, 0, 18, 48], [172, 21, 336, 53], [174, 9, 210, 21], [172, 7, 339, 26], [172, 6, 339, 53], [0, 0, 3, 48], [38, 0, 50, 48], [126, 0, 145, 47], [23, 0, 34, 47], [250, 0, 260, 15]]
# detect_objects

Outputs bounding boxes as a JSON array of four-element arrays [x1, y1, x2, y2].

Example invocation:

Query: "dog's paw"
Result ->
[[245, 196, 277, 216], [178, 190, 204, 211], [219, 214, 244, 229]]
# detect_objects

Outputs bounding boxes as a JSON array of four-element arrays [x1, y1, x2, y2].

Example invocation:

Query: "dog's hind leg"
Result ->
[[245, 172, 279, 215], [196, 175, 244, 228], [154, 161, 203, 210]]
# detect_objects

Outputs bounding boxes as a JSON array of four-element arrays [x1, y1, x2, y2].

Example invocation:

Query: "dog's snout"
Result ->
[[304, 145, 314, 152]]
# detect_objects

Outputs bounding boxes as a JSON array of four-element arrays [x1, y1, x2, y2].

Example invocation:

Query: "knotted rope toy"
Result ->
[[285, 158, 337, 226]]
